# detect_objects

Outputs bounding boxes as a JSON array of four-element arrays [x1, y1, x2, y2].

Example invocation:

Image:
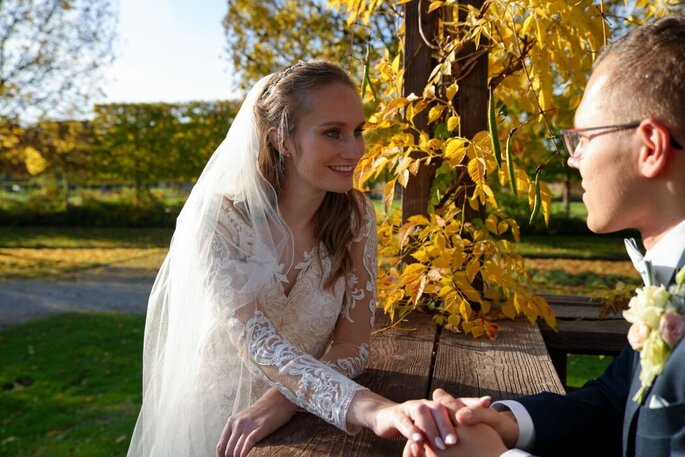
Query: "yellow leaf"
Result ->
[[445, 138, 466, 164], [447, 115, 460, 132], [407, 214, 430, 225], [408, 159, 420, 175], [497, 221, 509, 235], [446, 82, 458, 101], [383, 180, 395, 212], [467, 158, 486, 185], [447, 312, 461, 327], [434, 233, 447, 250], [392, 54, 401, 74], [413, 275, 427, 304], [433, 253, 452, 269], [521, 14, 535, 36], [428, 105, 446, 124], [540, 181, 553, 225], [465, 258, 480, 283], [428, 0, 444, 13], [403, 263, 427, 277], [398, 169, 410, 188], [419, 131, 429, 145]]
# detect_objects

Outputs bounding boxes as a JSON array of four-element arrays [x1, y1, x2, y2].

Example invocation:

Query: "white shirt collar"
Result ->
[[644, 218, 685, 285]]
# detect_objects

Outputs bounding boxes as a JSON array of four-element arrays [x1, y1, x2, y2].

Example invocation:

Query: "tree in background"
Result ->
[[19, 120, 95, 204], [0, 0, 116, 120], [223, 0, 398, 89], [0, 0, 117, 178], [92, 101, 240, 204]]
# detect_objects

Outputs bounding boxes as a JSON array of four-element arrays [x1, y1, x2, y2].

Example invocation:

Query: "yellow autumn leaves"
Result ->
[[337, 0, 677, 337]]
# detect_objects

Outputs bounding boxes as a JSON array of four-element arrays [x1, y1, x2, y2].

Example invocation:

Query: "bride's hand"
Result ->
[[348, 391, 457, 451], [216, 388, 296, 457]]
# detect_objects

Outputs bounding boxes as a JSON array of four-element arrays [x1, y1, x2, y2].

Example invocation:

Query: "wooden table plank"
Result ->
[[431, 319, 565, 400], [250, 313, 439, 456]]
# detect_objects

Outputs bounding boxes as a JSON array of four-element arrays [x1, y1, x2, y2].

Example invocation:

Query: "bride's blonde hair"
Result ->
[[255, 60, 364, 289]]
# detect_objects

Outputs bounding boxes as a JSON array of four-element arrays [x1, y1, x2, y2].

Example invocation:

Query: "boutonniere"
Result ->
[[623, 267, 685, 403]]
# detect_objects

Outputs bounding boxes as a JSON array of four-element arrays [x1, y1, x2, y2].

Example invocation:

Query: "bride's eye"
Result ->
[[354, 127, 364, 137], [325, 129, 341, 139]]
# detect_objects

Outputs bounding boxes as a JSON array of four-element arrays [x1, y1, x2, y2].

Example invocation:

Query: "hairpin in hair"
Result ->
[[261, 61, 306, 99]]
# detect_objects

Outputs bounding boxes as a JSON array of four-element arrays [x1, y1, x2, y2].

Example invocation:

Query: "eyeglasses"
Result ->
[[555, 121, 684, 158]]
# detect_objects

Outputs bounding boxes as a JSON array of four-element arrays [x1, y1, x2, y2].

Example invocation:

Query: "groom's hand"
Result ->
[[432, 388, 519, 448]]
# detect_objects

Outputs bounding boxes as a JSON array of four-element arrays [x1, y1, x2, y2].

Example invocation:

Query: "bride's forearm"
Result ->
[[346, 389, 396, 431], [260, 387, 299, 415]]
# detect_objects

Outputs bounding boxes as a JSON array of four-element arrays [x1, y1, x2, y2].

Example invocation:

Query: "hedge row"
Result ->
[[0, 201, 181, 228]]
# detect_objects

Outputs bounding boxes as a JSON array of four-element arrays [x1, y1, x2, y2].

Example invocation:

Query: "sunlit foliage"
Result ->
[[334, 0, 680, 337]]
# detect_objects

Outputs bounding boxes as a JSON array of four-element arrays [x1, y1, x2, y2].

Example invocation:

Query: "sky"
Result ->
[[102, 0, 239, 105]]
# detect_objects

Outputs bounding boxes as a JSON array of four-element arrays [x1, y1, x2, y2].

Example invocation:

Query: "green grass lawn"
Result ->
[[518, 234, 632, 260], [566, 354, 613, 388], [0, 313, 143, 457]]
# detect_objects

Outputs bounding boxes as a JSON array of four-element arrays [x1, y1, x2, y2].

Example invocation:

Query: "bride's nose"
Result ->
[[340, 137, 364, 160]]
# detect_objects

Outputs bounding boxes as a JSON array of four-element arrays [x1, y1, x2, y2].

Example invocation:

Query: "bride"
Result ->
[[127, 60, 462, 457]]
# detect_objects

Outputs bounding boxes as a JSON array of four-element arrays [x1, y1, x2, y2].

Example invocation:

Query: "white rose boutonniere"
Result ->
[[623, 266, 685, 403]]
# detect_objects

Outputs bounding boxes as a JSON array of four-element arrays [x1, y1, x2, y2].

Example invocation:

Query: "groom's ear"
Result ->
[[637, 119, 672, 178]]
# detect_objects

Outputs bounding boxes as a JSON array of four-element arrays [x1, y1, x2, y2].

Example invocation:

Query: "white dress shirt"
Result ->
[[494, 219, 685, 457]]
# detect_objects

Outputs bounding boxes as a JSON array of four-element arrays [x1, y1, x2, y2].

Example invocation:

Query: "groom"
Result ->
[[409, 12, 685, 457]]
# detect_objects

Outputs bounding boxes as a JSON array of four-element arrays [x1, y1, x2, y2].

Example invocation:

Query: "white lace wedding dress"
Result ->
[[127, 193, 377, 456]]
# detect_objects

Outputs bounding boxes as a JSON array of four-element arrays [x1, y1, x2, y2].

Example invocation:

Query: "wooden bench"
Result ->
[[538, 294, 630, 389]]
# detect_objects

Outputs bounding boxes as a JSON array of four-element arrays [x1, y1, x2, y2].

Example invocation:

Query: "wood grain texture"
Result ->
[[430, 319, 565, 400]]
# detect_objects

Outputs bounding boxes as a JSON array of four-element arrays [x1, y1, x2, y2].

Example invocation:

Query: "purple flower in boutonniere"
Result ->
[[660, 311, 685, 349], [623, 266, 685, 403]]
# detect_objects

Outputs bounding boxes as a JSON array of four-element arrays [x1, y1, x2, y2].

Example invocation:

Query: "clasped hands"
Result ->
[[402, 388, 519, 457], [216, 387, 519, 457]]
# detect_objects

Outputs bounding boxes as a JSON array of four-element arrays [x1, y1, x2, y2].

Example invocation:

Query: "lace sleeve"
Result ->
[[209, 198, 373, 433], [227, 312, 366, 432], [322, 196, 377, 379]]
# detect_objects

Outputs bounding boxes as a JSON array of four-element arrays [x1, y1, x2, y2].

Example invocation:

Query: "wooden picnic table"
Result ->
[[251, 312, 564, 456]]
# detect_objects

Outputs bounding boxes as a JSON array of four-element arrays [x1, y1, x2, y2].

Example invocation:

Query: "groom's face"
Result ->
[[567, 59, 642, 234]]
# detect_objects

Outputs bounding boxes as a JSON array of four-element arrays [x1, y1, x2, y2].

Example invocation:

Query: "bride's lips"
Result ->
[[329, 165, 355, 176]]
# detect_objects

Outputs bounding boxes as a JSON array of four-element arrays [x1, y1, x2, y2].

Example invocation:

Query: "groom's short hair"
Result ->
[[594, 13, 685, 141]]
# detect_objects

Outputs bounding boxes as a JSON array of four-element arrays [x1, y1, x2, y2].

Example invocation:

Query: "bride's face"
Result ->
[[282, 83, 365, 196]]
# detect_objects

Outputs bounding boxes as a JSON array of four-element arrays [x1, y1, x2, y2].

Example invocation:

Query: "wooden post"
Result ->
[[402, 0, 436, 222], [401, 0, 488, 221], [455, 0, 488, 140]]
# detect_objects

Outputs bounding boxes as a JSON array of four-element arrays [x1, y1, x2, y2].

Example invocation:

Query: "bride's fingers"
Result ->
[[216, 422, 231, 457], [240, 428, 263, 457], [234, 432, 250, 457], [392, 410, 426, 444], [430, 403, 457, 446], [408, 403, 445, 451], [222, 423, 241, 457]]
